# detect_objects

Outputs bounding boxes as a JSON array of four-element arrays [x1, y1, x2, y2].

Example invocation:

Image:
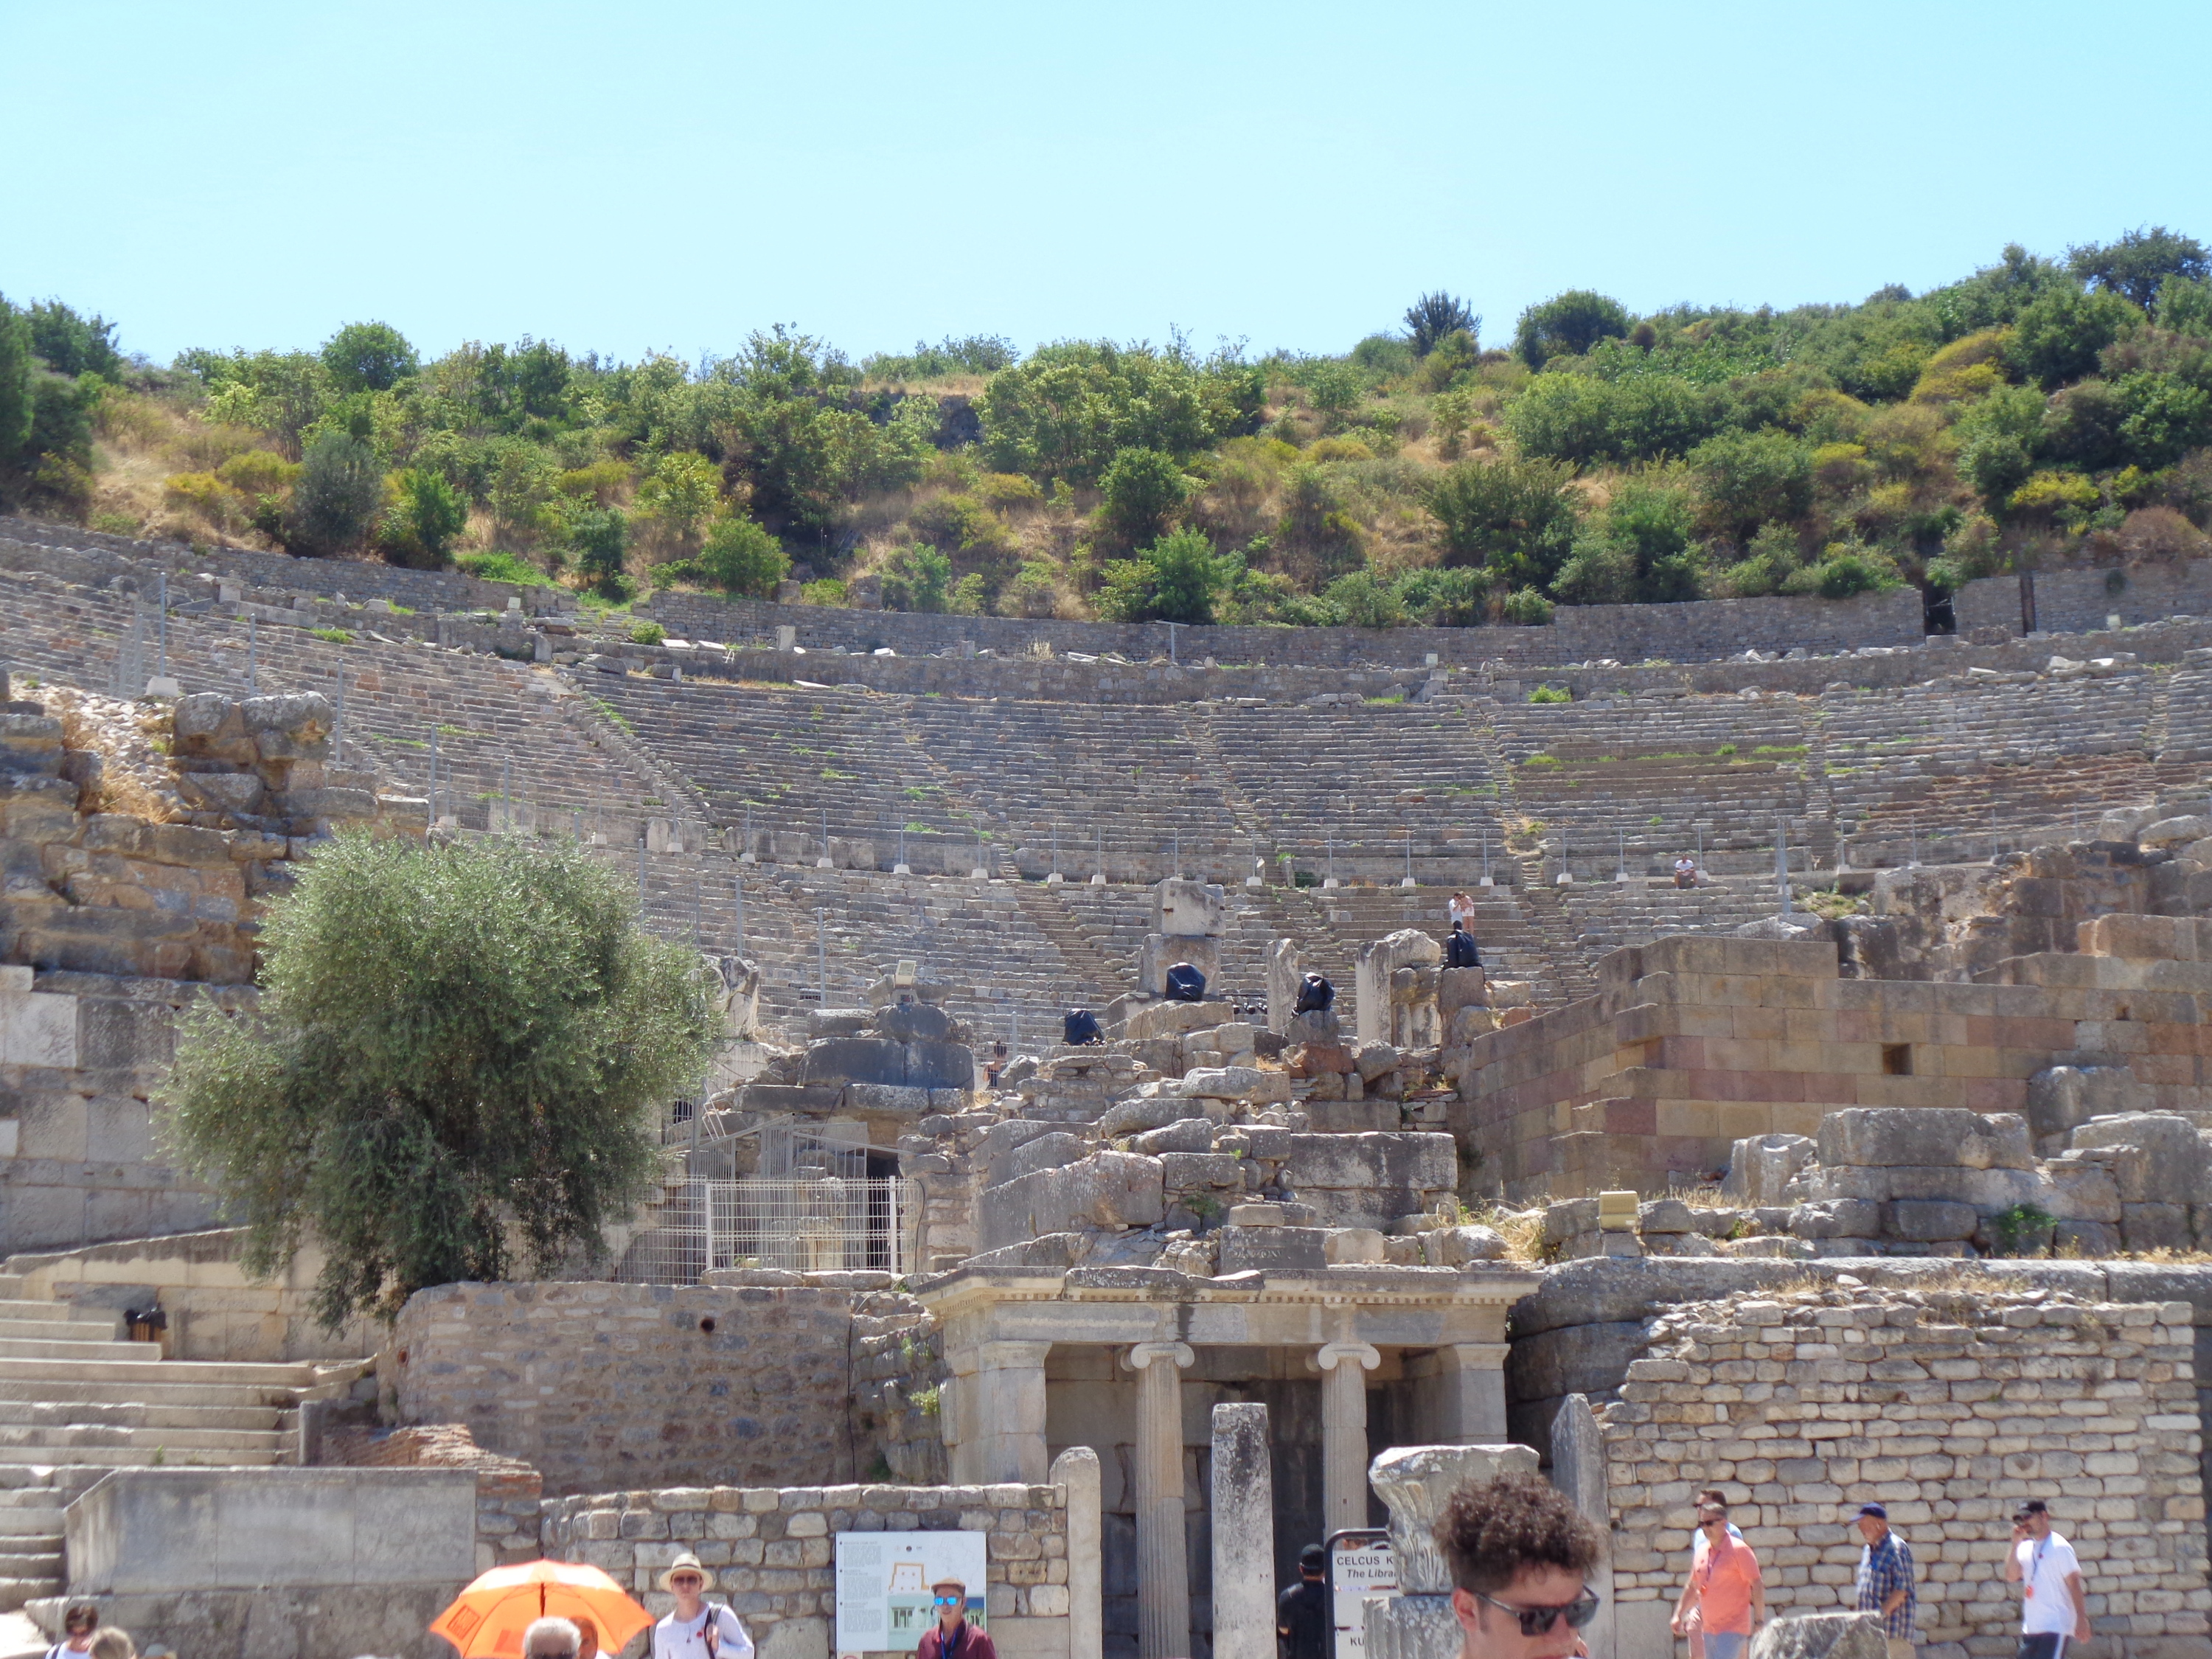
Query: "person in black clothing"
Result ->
[[1445, 919, 1482, 969], [1279, 1543, 1329, 1659]]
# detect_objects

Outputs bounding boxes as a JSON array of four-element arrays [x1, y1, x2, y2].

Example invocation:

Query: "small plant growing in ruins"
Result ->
[[1527, 684, 1571, 703], [310, 627, 353, 644], [1714, 742, 1738, 756], [629, 619, 667, 646], [1989, 1203, 2056, 1256], [911, 1384, 942, 1417], [1521, 754, 1561, 768], [162, 832, 720, 1328]]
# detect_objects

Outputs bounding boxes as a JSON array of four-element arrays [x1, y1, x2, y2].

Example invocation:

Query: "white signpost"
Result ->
[[1329, 1529, 1399, 1659], [835, 1531, 990, 1659]]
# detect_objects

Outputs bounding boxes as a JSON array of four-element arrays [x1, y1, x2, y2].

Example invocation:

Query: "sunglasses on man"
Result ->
[[1472, 1587, 1602, 1635], [933, 1596, 964, 1608]]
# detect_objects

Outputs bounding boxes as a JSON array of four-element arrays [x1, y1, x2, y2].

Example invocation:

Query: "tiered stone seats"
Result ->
[[1491, 695, 1826, 876], [1557, 875, 1785, 955], [905, 698, 1243, 874], [1205, 702, 1511, 879], [1822, 675, 2160, 862], [585, 678, 973, 858]]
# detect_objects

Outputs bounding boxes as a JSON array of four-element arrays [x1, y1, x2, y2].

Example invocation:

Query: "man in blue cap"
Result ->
[[1854, 1504, 1916, 1659]]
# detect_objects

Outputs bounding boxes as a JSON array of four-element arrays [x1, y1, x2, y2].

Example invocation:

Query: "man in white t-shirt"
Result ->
[[653, 1551, 757, 1659], [2003, 1500, 2089, 1659]]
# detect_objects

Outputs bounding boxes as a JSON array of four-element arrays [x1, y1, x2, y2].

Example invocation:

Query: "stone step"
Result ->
[[0, 1422, 289, 1454], [0, 1400, 286, 1433], [0, 1442, 288, 1470]]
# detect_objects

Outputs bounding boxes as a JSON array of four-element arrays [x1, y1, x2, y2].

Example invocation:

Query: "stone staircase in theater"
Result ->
[[0, 1275, 331, 1610]]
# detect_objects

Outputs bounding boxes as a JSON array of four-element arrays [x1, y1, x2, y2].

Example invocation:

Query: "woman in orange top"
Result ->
[[1673, 1502, 1766, 1659]]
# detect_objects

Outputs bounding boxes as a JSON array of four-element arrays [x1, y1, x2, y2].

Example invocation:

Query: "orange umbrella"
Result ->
[[432, 1559, 655, 1659]]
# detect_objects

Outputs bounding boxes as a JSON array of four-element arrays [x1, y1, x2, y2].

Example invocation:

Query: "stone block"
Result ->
[[2055, 1219, 2122, 1256], [2123, 1203, 2196, 1253], [842, 1083, 934, 1117], [1636, 1197, 1695, 1234], [1749, 1613, 1887, 1659], [1304, 1097, 1395, 1134], [1008, 1133, 1091, 1180], [1121, 999, 1231, 1041], [1130, 1119, 1214, 1156], [2025, 1065, 2151, 1148], [1543, 1198, 1600, 1248], [1215, 1225, 1328, 1274], [1324, 1227, 1385, 1264], [1284, 1009, 1340, 1046], [1424, 1225, 1509, 1265], [2067, 1113, 2212, 1204], [1815, 1107, 2034, 1170], [1159, 1152, 1244, 1192], [2045, 1160, 2122, 1222], [1437, 967, 1487, 1018], [1281, 1133, 1455, 1193], [1178, 1065, 1290, 1103], [1885, 1199, 1980, 1242], [1788, 1199, 1883, 1239], [1444, 1006, 1497, 1046], [0, 984, 77, 1068], [1138, 933, 1220, 998], [1155, 878, 1226, 939], [1722, 1133, 1817, 1206]]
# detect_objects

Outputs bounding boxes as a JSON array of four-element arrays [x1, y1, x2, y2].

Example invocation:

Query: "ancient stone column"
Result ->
[[1051, 1445, 1105, 1659], [1128, 1340, 1195, 1659], [1549, 1394, 1614, 1659], [1211, 1402, 1274, 1659], [1318, 1340, 1382, 1535]]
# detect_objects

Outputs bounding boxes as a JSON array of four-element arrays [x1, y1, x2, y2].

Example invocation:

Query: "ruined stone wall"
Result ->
[[540, 1479, 1075, 1659], [1597, 1284, 2211, 1659], [1958, 562, 2212, 639], [390, 1279, 941, 1498], [1452, 931, 2212, 1202]]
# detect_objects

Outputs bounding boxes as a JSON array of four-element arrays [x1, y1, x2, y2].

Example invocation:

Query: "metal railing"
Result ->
[[618, 1176, 920, 1284]]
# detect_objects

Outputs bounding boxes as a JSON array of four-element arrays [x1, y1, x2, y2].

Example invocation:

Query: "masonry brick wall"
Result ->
[[539, 1481, 1070, 1659], [1598, 1286, 2211, 1659], [1958, 564, 2212, 639], [392, 1280, 937, 1498]]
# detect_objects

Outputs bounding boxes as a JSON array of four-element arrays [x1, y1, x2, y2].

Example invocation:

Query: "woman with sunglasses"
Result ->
[[915, 1578, 997, 1659], [1673, 1503, 1766, 1659]]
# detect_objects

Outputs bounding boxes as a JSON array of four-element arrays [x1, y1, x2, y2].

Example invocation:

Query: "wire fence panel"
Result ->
[[616, 1177, 919, 1284]]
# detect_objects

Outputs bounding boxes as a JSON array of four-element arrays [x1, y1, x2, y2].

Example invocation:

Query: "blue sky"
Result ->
[[5, 1, 2210, 368]]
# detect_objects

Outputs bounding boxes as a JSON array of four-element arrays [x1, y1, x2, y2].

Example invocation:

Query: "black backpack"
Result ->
[[1294, 973, 1335, 1013], [1063, 1008, 1102, 1046], [1164, 962, 1208, 1003]]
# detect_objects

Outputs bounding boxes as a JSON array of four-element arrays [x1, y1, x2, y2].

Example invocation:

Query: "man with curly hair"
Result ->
[[1436, 1474, 1607, 1659]]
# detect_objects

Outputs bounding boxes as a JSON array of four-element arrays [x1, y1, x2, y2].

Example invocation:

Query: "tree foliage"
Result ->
[[1514, 291, 1632, 369], [1404, 292, 1479, 357], [161, 832, 718, 1327], [285, 431, 383, 555], [693, 513, 790, 598], [321, 321, 420, 394], [2070, 227, 2211, 310], [978, 339, 1262, 481], [27, 300, 123, 380], [1427, 458, 1578, 588]]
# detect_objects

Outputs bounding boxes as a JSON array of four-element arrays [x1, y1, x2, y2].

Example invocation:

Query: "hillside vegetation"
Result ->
[[7, 227, 2212, 628]]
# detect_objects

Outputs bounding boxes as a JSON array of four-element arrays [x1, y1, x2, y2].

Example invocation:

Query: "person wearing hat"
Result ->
[[1278, 1543, 1329, 1659], [2004, 1500, 2088, 1659], [1853, 1504, 1917, 1659], [653, 1551, 756, 1659], [914, 1579, 995, 1659]]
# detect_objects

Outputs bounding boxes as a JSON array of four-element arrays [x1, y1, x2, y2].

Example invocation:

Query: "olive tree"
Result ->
[[162, 832, 719, 1327]]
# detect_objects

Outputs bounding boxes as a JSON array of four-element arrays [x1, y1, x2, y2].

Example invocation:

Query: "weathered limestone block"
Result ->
[[1155, 877, 1225, 938], [1216, 1225, 1328, 1273], [1420, 1225, 1508, 1266], [1436, 966, 1486, 1018], [2025, 1065, 2150, 1150], [1130, 1119, 1214, 1156], [1007, 1133, 1091, 1180], [1121, 999, 1231, 1040], [1721, 1133, 1816, 1206], [1789, 1198, 1882, 1239], [1265, 939, 1301, 1037], [1749, 1613, 1887, 1659], [1284, 1133, 1455, 1193], [2043, 1159, 2122, 1222], [1815, 1107, 2034, 1170], [1356, 928, 1441, 1047], [2065, 1113, 2212, 1205], [1176, 1065, 1291, 1103], [1885, 1198, 1979, 1241]]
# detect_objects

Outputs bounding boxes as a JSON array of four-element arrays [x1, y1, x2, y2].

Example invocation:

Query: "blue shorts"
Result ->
[[1706, 1633, 1748, 1659]]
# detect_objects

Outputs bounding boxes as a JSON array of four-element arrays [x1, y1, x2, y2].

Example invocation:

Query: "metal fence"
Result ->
[[617, 1176, 920, 1284]]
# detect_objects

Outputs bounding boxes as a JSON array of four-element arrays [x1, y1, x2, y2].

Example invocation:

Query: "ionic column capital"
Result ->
[[1125, 1340, 1196, 1372], [1315, 1340, 1382, 1373]]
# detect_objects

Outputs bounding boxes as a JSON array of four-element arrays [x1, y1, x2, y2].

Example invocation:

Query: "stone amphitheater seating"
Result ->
[[18, 513, 2212, 1027], [1823, 673, 2163, 861]]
